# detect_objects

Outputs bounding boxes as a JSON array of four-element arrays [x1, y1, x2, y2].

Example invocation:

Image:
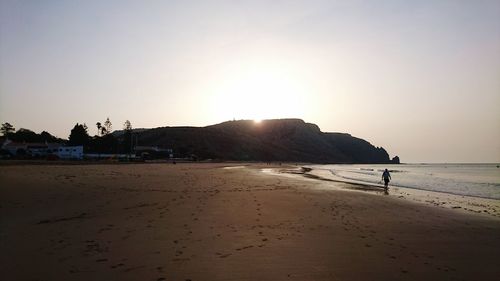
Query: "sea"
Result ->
[[307, 164, 500, 200]]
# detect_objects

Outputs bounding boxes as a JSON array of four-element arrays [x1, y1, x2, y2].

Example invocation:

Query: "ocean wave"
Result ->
[[308, 164, 500, 200]]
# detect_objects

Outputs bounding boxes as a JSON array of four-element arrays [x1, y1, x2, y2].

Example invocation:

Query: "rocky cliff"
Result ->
[[123, 119, 397, 163]]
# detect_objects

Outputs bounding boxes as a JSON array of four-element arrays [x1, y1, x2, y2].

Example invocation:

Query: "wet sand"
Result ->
[[275, 166, 500, 218], [1, 163, 499, 280]]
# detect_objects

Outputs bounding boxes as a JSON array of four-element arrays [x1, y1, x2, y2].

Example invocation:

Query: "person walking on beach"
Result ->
[[382, 169, 391, 190]]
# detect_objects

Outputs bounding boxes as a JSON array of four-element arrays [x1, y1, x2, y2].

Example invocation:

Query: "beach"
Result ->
[[1, 163, 499, 281]]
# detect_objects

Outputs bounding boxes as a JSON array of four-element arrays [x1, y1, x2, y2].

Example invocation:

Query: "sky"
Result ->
[[1, 0, 499, 163]]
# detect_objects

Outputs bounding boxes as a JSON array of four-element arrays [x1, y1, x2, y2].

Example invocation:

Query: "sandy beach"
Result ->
[[1, 163, 499, 281]]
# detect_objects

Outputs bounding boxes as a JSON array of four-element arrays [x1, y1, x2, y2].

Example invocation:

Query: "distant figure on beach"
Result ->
[[382, 169, 391, 190]]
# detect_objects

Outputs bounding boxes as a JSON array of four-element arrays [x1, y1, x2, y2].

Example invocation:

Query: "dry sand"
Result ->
[[1, 163, 499, 281]]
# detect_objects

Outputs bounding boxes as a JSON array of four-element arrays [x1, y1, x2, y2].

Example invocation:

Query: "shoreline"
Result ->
[[267, 166, 500, 219]]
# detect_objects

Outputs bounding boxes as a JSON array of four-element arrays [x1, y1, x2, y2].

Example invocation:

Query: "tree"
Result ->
[[68, 123, 90, 146], [103, 118, 112, 135], [10, 128, 39, 142], [123, 120, 133, 153], [1, 122, 15, 136], [5, 127, 63, 143], [96, 122, 102, 136], [123, 120, 132, 131], [40, 131, 61, 143]]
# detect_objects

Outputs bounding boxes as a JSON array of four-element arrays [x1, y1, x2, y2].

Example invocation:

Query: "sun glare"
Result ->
[[210, 61, 309, 122]]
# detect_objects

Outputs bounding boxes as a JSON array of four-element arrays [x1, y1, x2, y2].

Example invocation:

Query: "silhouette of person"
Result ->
[[382, 169, 391, 191]]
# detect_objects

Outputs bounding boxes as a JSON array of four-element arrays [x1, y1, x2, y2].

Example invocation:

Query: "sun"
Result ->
[[209, 62, 308, 122]]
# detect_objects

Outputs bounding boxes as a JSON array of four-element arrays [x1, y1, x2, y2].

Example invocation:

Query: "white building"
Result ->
[[1, 139, 63, 157], [57, 146, 83, 159]]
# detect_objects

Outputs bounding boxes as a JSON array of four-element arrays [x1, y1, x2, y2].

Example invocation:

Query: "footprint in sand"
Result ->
[[110, 263, 124, 269], [215, 252, 232, 258], [236, 245, 254, 251]]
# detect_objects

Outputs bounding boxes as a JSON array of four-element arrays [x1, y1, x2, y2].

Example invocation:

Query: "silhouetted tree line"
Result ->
[[1, 122, 64, 143], [68, 118, 134, 153], [1, 119, 135, 154]]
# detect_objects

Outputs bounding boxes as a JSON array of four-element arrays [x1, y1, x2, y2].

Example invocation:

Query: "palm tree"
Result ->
[[96, 122, 102, 136]]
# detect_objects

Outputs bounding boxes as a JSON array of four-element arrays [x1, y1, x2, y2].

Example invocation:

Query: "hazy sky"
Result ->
[[1, 0, 499, 163]]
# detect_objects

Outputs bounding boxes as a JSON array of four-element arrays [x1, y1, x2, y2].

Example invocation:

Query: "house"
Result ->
[[1, 139, 28, 156], [27, 143, 52, 157], [1, 139, 67, 157], [1, 139, 82, 159], [57, 146, 83, 160]]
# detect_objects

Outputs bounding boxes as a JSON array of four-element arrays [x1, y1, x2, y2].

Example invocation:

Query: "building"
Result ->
[[1, 139, 82, 159], [134, 145, 173, 158], [28, 143, 57, 157], [1, 139, 29, 156], [57, 146, 83, 160]]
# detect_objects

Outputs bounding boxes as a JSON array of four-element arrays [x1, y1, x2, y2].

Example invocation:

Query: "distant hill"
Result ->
[[117, 119, 399, 164]]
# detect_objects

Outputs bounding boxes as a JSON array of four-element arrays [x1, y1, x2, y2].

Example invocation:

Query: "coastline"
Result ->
[[270, 166, 500, 219], [1, 163, 499, 280]]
